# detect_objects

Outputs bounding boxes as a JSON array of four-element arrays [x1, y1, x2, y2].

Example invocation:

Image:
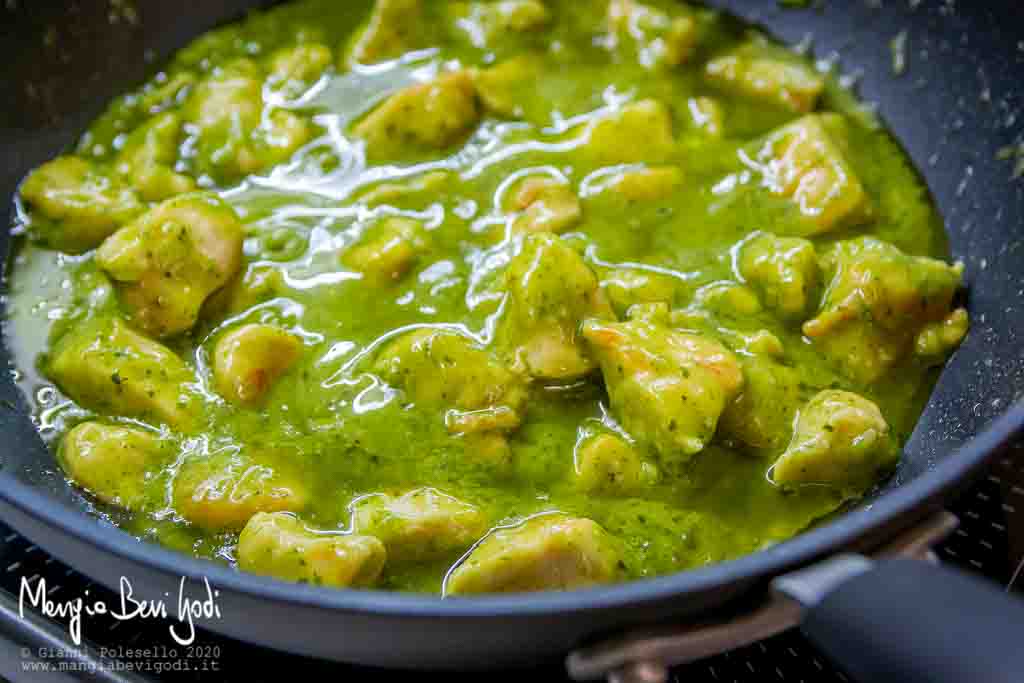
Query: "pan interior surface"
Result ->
[[0, 0, 1021, 632]]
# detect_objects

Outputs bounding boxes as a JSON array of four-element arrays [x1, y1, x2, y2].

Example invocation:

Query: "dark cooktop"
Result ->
[[1, 443, 1022, 682]]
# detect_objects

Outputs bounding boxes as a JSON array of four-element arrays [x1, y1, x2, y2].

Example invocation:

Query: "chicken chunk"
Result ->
[[350, 487, 487, 561], [498, 233, 614, 381], [47, 317, 198, 430], [686, 96, 724, 138], [506, 176, 582, 235], [735, 329, 785, 357], [573, 432, 659, 494], [173, 450, 307, 532], [183, 59, 313, 181], [238, 512, 385, 587], [445, 514, 621, 594], [455, 432, 517, 473], [718, 356, 804, 453], [449, 0, 550, 49], [19, 156, 142, 253], [674, 287, 784, 355], [266, 43, 333, 98], [260, 109, 315, 168], [59, 422, 171, 511], [705, 48, 824, 113], [352, 71, 481, 161], [205, 263, 288, 318], [601, 267, 680, 316], [583, 99, 676, 165], [115, 112, 195, 202], [582, 318, 743, 459], [607, 0, 699, 69], [738, 231, 820, 319], [688, 281, 763, 319], [445, 406, 522, 434], [137, 71, 196, 113], [374, 328, 526, 430], [772, 390, 898, 494], [213, 324, 303, 406], [915, 307, 970, 361], [347, 0, 429, 66], [806, 238, 966, 334], [600, 165, 684, 202], [748, 115, 871, 234], [473, 55, 544, 120], [803, 237, 967, 383], [342, 217, 430, 284], [183, 59, 263, 176], [96, 193, 244, 337]]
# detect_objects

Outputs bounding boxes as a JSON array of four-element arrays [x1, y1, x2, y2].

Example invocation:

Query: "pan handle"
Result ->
[[773, 554, 1024, 683]]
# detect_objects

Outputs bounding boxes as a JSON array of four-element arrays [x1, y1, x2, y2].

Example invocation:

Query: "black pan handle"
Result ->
[[774, 556, 1024, 683]]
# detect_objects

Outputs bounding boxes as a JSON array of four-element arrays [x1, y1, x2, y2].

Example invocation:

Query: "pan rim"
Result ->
[[0, 396, 1019, 618]]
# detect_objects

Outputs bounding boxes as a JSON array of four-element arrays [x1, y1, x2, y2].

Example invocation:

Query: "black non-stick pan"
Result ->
[[1, 1, 1024, 681]]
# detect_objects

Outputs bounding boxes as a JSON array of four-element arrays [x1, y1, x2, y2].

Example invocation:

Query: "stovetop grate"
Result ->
[[1, 443, 1022, 681]]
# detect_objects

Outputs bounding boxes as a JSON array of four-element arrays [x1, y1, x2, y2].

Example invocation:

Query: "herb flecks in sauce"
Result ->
[[7, 0, 967, 594]]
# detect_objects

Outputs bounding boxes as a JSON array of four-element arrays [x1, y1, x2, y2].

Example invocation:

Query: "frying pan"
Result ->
[[1, 1, 1023, 680]]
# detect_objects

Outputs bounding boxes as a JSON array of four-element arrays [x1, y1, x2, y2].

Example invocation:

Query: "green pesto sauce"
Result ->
[[6, 0, 949, 593]]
